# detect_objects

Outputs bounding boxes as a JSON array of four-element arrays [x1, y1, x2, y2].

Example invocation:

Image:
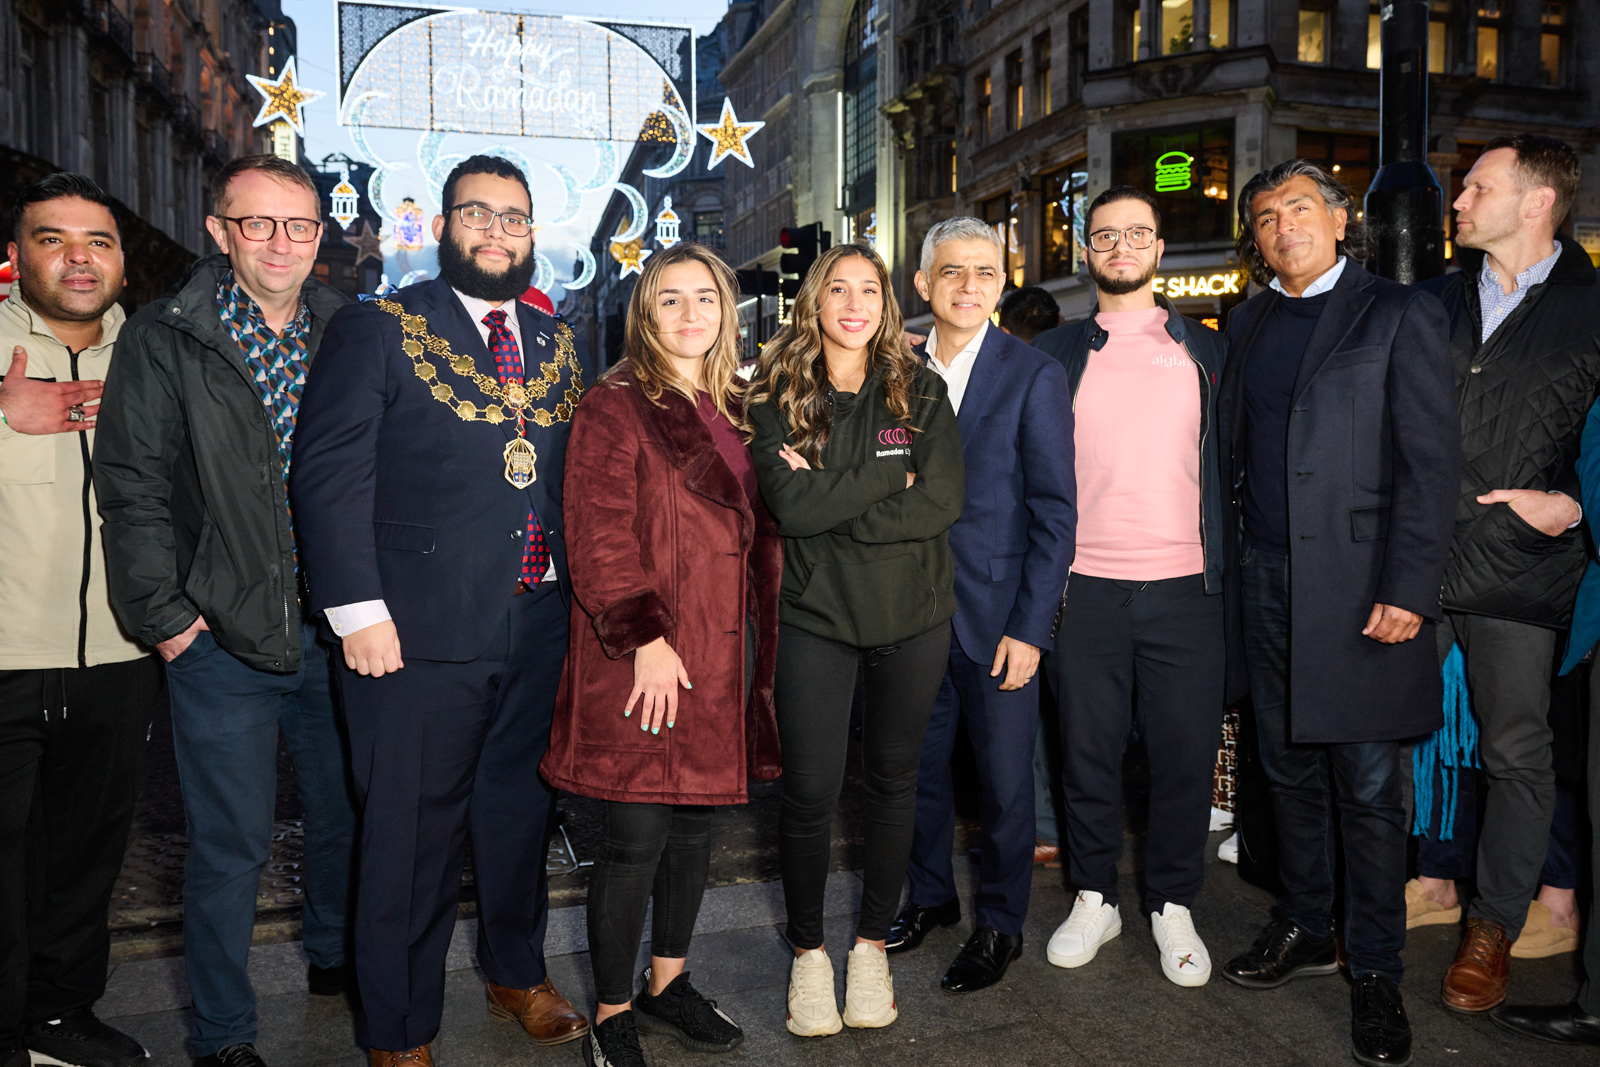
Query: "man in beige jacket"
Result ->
[[0, 174, 159, 1067]]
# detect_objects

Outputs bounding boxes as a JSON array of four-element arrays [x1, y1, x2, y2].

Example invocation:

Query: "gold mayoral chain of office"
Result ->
[[375, 298, 585, 489]]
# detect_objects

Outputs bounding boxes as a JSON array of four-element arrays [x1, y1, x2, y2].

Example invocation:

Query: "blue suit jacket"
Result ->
[[916, 325, 1076, 658], [291, 276, 590, 662]]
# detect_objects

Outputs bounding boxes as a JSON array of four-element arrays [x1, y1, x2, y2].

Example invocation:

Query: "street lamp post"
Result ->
[[1365, 0, 1445, 284]]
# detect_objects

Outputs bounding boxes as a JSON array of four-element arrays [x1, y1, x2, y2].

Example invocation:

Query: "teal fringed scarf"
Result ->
[[1411, 642, 1479, 840]]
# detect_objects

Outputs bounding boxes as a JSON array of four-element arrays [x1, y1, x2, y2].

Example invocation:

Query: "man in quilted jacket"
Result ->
[[1415, 134, 1600, 1015]]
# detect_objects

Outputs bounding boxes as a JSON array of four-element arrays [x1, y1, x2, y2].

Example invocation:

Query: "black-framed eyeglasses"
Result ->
[[450, 204, 534, 237], [221, 216, 322, 243], [1087, 226, 1157, 252]]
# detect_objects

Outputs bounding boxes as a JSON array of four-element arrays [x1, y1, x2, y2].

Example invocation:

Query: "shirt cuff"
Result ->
[[324, 599, 392, 637], [1550, 490, 1584, 530]]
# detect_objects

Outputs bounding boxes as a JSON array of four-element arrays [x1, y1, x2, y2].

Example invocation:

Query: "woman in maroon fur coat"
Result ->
[[541, 243, 782, 1067]]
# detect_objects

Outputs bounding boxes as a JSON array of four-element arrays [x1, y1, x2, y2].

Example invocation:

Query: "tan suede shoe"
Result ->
[[486, 978, 589, 1045], [1404, 878, 1462, 930], [1512, 900, 1580, 959]]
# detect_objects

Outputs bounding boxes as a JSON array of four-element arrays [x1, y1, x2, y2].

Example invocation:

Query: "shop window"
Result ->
[[1163, 0, 1195, 55], [1041, 166, 1089, 279], [1209, 0, 1232, 48], [976, 73, 992, 142], [1005, 51, 1023, 133], [1112, 123, 1233, 246], [1131, 6, 1142, 60], [843, 0, 878, 219], [981, 194, 1024, 287], [1068, 7, 1090, 102], [1540, 2, 1568, 86], [1298, 6, 1329, 64], [693, 211, 724, 246], [1033, 33, 1052, 119], [1476, 2, 1504, 80], [1296, 130, 1380, 204], [1371, 3, 1449, 71]]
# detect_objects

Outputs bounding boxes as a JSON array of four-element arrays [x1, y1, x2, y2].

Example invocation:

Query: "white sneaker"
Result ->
[[786, 948, 843, 1037], [1047, 890, 1122, 968], [841, 942, 897, 1028], [1217, 831, 1239, 865], [1150, 902, 1212, 987]]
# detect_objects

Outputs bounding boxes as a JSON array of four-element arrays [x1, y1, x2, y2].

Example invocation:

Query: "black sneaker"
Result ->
[[307, 962, 356, 997], [634, 969, 743, 1052], [4, 1045, 29, 1067], [1351, 975, 1412, 1066], [1222, 918, 1340, 989], [25, 1009, 149, 1067], [191, 1043, 268, 1067], [582, 1012, 646, 1067]]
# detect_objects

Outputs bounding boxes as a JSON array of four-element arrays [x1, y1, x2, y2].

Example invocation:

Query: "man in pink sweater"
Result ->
[[1032, 187, 1229, 989]]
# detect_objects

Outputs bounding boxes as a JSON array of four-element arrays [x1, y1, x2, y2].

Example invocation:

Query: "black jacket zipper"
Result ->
[[69, 348, 91, 669]]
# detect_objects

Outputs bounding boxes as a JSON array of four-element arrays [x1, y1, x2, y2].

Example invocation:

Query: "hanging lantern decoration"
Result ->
[[654, 196, 681, 248], [330, 168, 360, 229]]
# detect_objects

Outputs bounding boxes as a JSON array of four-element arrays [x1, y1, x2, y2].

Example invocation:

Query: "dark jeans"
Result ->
[[907, 631, 1041, 936], [1048, 573, 1224, 913], [1241, 547, 1407, 983], [775, 621, 950, 949], [0, 658, 159, 1058], [165, 622, 355, 1057], [1579, 646, 1600, 1016], [337, 584, 566, 1052], [588, 802, 713, 1005], [1435, 614, 1557, 940]]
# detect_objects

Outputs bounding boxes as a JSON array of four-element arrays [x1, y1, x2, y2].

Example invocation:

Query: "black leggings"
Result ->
[[587, 802, 714, 1005], [775, 621, 951, 949]]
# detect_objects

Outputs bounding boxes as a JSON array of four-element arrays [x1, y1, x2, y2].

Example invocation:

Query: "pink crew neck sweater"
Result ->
[[1071, 306, 1204, 581]]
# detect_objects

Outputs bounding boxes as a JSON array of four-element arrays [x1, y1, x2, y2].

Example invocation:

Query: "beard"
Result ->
[[1088, 257, 1158, 297], [437, 227, 537, 302]]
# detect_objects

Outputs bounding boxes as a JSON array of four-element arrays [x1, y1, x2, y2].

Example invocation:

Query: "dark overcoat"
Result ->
[[540, 367, 783, 804], [1218, 261, 1459, 743]]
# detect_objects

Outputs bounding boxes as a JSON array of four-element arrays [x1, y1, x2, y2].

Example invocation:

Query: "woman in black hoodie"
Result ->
[[745, 243, 963, 1037]]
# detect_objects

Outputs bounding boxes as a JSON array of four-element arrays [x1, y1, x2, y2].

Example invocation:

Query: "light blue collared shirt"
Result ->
[[1478, 244, 1562, 343], [1270, 256, 1347, 298]]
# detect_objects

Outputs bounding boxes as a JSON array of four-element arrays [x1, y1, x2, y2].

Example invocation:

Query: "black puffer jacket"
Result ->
[[95, 255, 348, 672], [1421, 233, 1600, 628]]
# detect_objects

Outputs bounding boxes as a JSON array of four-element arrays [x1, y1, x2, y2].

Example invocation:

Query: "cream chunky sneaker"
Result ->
[[1150, 902, 1211, 987], [785, 948, 843, 1037], [1047, 890, 1122, 968], [842, 942, 897, 1028]]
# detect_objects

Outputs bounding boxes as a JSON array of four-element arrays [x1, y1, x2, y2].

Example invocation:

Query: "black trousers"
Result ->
[[775, 621, 950, 949], [587, 802, 714, 1005], [0, 657, 160, 1055], [336, 584, 567, 1052], [1047, 573, 1224, 913]]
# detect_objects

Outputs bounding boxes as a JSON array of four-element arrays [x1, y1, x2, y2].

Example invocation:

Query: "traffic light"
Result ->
[[778, 222, 832, 300]]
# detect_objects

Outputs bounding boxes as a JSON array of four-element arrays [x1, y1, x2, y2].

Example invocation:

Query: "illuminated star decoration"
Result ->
[[345, 220, 385, 267], [611, 237, 651, 278], [695, 98, 764, 170], [245, 56, 324, 136]]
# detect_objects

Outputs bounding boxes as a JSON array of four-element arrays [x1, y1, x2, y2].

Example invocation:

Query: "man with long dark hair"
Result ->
[[1215, 159, 1457, 1067], [291, 155, 590, 1066]]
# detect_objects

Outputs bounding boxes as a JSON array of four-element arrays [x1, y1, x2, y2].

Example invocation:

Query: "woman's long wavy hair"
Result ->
[[604, 242, 745, 422], [744, 243, 919, 466]]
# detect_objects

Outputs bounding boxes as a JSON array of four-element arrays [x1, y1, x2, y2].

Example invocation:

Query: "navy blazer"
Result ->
[[916, 325, 1076, 657], [291, 276, 590, 662]]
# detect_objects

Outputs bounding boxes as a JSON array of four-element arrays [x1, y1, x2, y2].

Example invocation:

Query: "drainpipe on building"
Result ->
[[1365, 0, 1445, 284]]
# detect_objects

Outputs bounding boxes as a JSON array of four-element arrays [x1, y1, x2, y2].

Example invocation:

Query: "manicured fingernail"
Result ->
[[667, 720, 674, 729], [684, 681, 693, 689], [641, 719, 649, 731], [623, 709, 631, 717], [652, 724, 660, 734]]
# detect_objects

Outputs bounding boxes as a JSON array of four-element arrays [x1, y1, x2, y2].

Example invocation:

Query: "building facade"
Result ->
[[0, 0, 288, 306]]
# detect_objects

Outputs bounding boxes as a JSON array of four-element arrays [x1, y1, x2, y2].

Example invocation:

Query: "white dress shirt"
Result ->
[[324, 289, 548, 640], [1270, 256, 1347, 298], [924, 319, 988, 415]]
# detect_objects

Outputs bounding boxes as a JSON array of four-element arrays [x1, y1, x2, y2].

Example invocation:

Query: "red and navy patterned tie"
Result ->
[[483, 309, 548, 583]]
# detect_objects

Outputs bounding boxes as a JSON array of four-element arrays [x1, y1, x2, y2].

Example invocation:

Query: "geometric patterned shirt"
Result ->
[[216, 270, 312, 491], [1478, 243, 1561, 343]]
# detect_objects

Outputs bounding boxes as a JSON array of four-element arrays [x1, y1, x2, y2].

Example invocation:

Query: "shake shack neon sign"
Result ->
[[1154, 151, 1194, 192]]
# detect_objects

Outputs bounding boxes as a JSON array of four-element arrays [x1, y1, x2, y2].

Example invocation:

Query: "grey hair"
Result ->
[[1235, 158, 1372, 286], [919, 216, 1005, 275]]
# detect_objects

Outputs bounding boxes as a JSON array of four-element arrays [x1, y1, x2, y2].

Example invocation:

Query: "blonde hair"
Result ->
[[606, 242, 744, 421], [745, 243, 920, 465]]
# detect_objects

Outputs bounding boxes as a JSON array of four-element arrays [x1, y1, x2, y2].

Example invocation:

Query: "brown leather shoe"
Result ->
[[1442, 917, 1512, 1013], [368, 1046, 431, 1067], [486, 978, 589, 1045], [1033, 843, 1061, 867]]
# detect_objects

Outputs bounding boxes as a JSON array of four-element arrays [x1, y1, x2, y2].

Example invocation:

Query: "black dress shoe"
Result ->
[[885, 898, 961, 955], [1491, 1002, 1600, 1045], [1351, 975, 1411, 1066], [941, 927, 1023, 994], [308, 961, 356, 996], [1222, 918, 1340, 989], [193, 1044, 268, 1067]]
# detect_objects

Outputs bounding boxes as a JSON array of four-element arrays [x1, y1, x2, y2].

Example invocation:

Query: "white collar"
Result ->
[[1270, 256, 1347, 298], [925, 318, 988, 367], [452, 288, 519, 330]]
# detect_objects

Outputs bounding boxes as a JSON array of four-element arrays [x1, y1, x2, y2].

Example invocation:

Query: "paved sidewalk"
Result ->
[[99, 837, 1590, 1067]]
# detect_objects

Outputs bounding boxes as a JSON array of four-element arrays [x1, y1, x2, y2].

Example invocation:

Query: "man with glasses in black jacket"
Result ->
[[96, 155, 356, 1067]]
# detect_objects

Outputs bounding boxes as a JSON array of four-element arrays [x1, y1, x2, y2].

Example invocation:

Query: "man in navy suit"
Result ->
[[291, 156, 590, 1066], [887, 217, 1077, 993]]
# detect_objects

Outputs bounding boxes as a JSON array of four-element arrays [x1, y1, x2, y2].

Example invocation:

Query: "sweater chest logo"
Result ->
[[876, 427, 910, 457]]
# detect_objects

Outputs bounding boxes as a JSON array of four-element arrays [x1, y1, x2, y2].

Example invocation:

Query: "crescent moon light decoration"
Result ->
[[642, 102, 695, 180], [543, 163, 583, 225], [611, 182, 649, 243], [565, 247, 597, 290], [533, 251, 556, 294]]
